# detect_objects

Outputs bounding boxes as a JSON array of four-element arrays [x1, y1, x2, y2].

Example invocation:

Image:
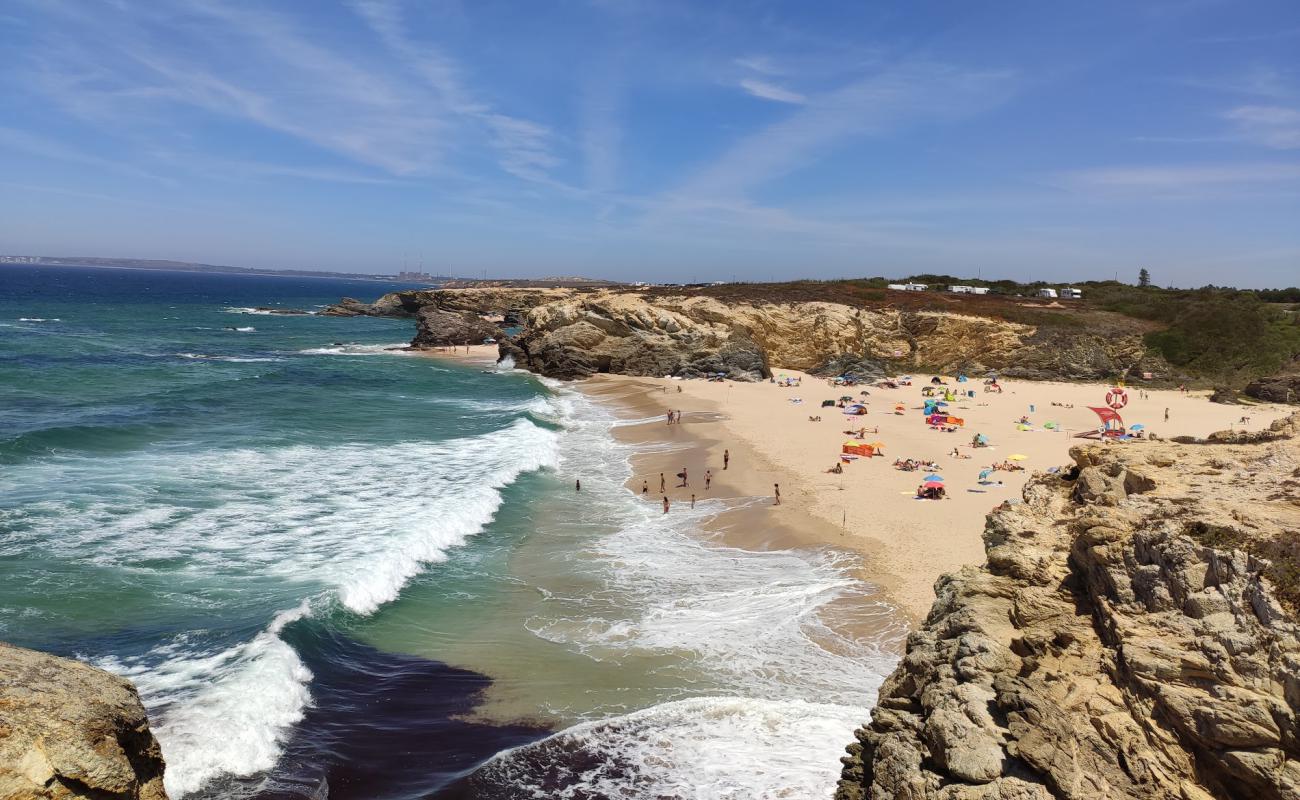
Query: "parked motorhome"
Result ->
[[1060, 287, 1084, 299], [1037, 288, 1058, 299]]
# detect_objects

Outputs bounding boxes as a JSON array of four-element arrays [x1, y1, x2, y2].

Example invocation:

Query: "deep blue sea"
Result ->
[[0, 265, 899, 800]]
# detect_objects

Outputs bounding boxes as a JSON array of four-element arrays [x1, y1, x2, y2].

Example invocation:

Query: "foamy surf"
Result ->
[[473, 696, 870, 799], [298, 342, 412, 356], [7, 417, 561, 796]]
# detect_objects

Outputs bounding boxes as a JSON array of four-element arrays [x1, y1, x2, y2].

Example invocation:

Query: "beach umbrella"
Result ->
[[1130, 423, 1145, 430], [870, 441, 885, 448], [1008, 454, 1028, 461], [935, 401, 949, 407], [978, 469, 993, 481], [923, 473, 944, 482], [923, 481, 944, 488]]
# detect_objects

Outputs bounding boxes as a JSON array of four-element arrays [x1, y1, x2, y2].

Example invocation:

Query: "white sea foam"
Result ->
[[9, 418, 560, 796], [297, 342, 411, 356], [175, 353, 283, 363], [480, 696, 869, 799], [221, 307, 284, 315], [18, 317, 61, 322], [97, 605, 314, 797], [496, 387, 904, 797], [230, 326, 255, 332]]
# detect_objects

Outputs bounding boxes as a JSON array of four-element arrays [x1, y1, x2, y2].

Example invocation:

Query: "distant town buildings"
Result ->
[[396, 271, 438, 281], [0, 255, 41, 263]]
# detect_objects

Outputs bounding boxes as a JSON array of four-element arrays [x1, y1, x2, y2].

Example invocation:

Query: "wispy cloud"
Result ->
[[739, 78, 806, 105], [1224, 105, 1300, 149], [1060, 163, 1300, 189], [348, 0, 561, 183], [660, 61, 1016, 207], [0, 126, 170, 183]]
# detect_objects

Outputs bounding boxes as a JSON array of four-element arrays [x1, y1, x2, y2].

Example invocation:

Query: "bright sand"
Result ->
[[583, 371, 1294, 622]]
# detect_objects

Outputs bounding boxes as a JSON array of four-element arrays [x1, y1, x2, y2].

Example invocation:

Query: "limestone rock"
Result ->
[[0, 642, 168, 800], [838, 412, 1300, 800], [409, 306, 502, 348]]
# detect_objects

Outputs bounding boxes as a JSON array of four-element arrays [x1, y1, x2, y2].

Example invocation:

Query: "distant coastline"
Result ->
[[0, 255, 423, 283]]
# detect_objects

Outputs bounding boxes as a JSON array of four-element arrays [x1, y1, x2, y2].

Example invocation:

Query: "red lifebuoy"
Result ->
[[1105, 388, 1128, 409]]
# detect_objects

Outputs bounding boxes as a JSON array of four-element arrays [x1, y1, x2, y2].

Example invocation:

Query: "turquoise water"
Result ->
[[0, 265, 902, 800]]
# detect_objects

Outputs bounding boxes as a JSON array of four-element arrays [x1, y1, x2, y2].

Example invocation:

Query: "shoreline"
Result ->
[[410, 343, 501, 366], [577, 371, 1293, 623]]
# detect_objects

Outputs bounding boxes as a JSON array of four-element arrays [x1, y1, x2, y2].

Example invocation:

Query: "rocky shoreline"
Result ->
[[325, 286, 1173, 384], [837, 412, 1300, 800]]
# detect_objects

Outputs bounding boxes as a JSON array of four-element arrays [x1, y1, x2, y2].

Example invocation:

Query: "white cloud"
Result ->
[[739, 78, 806, 105], [1061, 163, 1300, 189], [1224, 105, 1300, 149]]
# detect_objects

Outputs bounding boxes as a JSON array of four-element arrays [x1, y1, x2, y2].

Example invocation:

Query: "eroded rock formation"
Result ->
[[0, 642, 168, 800], [409, 305, 502, 349], [837, 413, 1300, 800]]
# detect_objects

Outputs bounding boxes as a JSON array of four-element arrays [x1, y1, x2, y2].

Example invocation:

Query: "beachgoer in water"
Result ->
[[662, 496, 669, 514], [723, 449, 730, 470], [704, 470, 712, 489], [690, 494, 696, 509], [773, 483, 781, 505], [575, 479, 581, 492]]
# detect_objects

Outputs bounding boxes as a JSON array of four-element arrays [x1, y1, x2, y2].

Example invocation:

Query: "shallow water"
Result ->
[[1, 264, 903, 799]]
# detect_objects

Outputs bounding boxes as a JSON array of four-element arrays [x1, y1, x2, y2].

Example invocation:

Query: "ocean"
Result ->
[[0, 265, 901, 799]]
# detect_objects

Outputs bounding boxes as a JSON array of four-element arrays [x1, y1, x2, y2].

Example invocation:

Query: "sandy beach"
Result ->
[[582, 371, 1294, 622]]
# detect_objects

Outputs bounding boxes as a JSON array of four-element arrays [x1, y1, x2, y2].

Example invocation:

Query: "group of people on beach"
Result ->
[[665, 409, 684, 424], [638, 441, 750, 513]]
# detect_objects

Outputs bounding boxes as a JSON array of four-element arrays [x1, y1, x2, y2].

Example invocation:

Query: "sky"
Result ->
[[1, 0, 1298, 287]]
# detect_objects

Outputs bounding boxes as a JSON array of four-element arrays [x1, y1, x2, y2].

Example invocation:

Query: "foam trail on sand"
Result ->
[[480, 387, 904, 798]]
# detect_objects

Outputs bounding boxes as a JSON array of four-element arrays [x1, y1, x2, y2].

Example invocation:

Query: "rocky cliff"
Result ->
[[487, 289, 1163, 382], [0, 643, 168, 800], [837, 413, 1300, 800]]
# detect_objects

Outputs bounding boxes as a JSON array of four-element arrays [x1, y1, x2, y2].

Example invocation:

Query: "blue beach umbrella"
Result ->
[[1130, 423, 1145, 430], [923, 473, 944, 482], [978, 469, 993, 482]]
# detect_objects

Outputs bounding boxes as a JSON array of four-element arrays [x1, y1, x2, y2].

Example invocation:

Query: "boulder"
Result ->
[[0, 642, 168, 800], [410, 306, 502, 349]]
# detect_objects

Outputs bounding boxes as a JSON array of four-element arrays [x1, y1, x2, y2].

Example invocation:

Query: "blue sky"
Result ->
[[1, 0, 1298, 286]]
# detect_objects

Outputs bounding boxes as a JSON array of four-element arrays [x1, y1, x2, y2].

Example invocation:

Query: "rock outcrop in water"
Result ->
[[836, 413, 1300, 800], [0, 642, 168, 800]]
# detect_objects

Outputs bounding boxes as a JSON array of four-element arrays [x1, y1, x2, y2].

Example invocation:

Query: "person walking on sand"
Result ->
[[1164, 407, 1170, 422], [662, 495, 670, 514], [773, 483, 781, 505], [723, 449, 730, 470], [666, 411, 673, 426], [642, 480, 648, 495], [660, 473, 666, 493], [704, 470, 712, 490], [678, 467, 688, 488], [676, 409, 683, 424]]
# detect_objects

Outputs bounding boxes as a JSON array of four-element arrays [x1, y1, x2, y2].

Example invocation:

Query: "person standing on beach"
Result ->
[[660, 473, 666, 493], [704, 470, 712, 490], [662, 496, 670, 514], [642, 480, 648, 495], [690, 494, 696, 509], [723, 449, 730, 470], [678, 467, 688, 488], [666, 411, 673, 426], [1164, 407, 1170, 422], [773, 483, 781, 505], [676, 410, 683, 424]]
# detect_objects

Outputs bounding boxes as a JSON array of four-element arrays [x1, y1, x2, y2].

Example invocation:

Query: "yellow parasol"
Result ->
[[1008, 454, 1028, 461]]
